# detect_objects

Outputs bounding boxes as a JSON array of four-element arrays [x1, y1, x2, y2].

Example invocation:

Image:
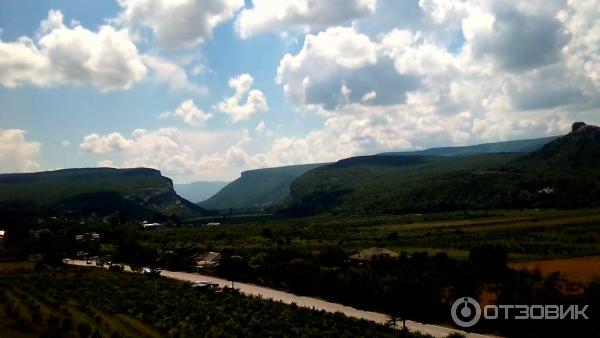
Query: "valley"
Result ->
[[1, 123, 599, 337]]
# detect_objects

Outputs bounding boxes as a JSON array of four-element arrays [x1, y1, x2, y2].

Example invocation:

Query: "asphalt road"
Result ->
[[68, 260, 495, 338]]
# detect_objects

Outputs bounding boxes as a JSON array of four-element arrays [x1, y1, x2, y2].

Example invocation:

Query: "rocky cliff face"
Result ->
[[571, 122, 600, 140], [529, 122, 600, 168]]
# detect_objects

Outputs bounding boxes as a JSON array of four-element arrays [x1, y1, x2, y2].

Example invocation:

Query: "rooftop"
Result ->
[[349, 247, 399, 262]]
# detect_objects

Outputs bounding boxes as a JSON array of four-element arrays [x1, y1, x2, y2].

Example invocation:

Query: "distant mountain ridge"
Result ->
[[199, 163, 327, 211], [379, 136, 558, 157], [175, 181, 229, 203], [0, 167, 208, 220]]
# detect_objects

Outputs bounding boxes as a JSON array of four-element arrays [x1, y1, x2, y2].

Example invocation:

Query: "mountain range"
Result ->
[[379, 136, 558, 157], [3, 125, 597, 219], [197, 135, 557, 212]]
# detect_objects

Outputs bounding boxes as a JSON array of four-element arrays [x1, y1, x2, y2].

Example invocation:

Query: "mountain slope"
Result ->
[[380, 136, 557, 157], [280, 123, 600, 216], [199, 163, 327, 211], [174, 181, 228, 203], [0, 168, 208, 220], [523, 122, 600, 168], [279, 153, 521, 215]]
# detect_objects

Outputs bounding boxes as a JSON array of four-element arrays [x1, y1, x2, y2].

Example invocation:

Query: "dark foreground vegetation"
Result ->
[[142, 209, 600, 337], [3, 208, 600, 337], [0, 267, 442, 338]]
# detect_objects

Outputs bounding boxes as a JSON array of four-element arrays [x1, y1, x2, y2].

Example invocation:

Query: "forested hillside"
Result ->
[[280, 123, 600, 216]]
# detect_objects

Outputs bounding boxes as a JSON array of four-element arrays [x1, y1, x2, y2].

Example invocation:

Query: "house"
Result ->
[[205, 222, 221, 227], [349, 247, 399, 263], [192, 252, 221, 271]]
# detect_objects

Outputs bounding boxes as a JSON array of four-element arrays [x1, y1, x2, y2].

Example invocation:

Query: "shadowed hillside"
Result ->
[[199, 163, 327, 211], [0, 168, 208, 220]]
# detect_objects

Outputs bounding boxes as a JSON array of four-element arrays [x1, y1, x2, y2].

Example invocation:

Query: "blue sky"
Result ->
[[1, 0, 599, 182]]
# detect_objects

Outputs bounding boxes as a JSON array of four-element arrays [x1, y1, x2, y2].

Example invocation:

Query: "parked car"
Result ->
[[86, 260, 92, 265], [192, 281, 220, 289], [142, 267, 161, 276]]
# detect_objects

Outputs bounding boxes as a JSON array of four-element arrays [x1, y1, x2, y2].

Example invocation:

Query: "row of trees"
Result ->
[[214, 245, 599, 337]]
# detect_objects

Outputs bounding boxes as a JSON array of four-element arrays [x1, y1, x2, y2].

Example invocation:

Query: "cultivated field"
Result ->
[[0, 268, 425, 338], [510, 255, 600, 283]]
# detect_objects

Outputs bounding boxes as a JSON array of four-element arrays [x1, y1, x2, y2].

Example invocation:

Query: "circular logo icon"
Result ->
[[451, 297, 481, 327]]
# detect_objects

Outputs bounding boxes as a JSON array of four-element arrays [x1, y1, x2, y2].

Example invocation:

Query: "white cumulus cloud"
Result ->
[[116, 0, 244, 49], [158, 99, 214, 126], [80, 132, 133, 155], [0, 129, 41, 173], [276, 26, 420, 110], [236, 0, 377, 38], [216, 73, 268, 122], [141, 55, 207, 94], [0, 10, 147, 91]]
